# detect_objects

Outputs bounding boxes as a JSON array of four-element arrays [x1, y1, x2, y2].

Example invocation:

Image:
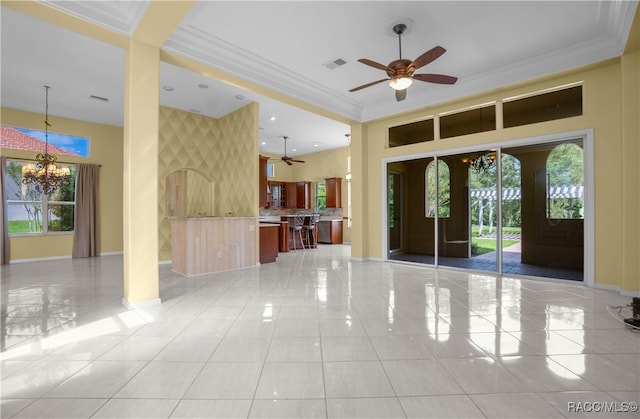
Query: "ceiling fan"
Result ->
[[273, 136, 305, 166], [349, 23, 458, 102]]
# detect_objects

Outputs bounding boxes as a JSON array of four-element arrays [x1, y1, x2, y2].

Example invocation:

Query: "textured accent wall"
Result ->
[[217, 103, 259, 218], [158, 103, 259, 260]]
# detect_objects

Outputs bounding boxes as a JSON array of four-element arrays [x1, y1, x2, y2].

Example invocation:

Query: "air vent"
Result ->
[[89, 95, 109, 102], [325, 58, 347, 70]]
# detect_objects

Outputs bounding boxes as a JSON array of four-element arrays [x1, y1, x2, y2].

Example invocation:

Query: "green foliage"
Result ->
[[426, 159, 450, 217], [8, 220, 42, 233], [471, 237, 519, 255], [546, 143, 584, 219], [316, 181, 326, 211]]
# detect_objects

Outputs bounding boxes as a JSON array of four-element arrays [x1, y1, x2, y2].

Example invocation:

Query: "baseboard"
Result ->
[[122, 297, 162, 310], [10, 251, 123, 264], [10, 255, 71, 263], [100, 251, 123, 257], [585, 282, 640, 297]]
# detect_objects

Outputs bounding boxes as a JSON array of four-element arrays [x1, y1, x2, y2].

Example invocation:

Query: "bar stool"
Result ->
[[289, 212, 306, 250], [303, 213, 319, 249]]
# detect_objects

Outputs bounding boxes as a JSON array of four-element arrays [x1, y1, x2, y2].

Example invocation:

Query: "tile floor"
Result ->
[[1, 244, 639, 418]]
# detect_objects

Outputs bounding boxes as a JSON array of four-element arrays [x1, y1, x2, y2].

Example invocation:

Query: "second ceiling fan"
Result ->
[[275, 136, 305, 166], [349, 23, 458, 102]]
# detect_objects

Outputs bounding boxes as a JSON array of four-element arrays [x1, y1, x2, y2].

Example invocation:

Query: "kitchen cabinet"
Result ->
[[269, 182, 286, 208], [325, 177, 342, 208], [286, 182, 297, 208], [259, 156, 268, 208], [268, 181, 312, 209], [259, 224, 279, 263], [317, 220, 343, 244], [296, 181, 311, 209]]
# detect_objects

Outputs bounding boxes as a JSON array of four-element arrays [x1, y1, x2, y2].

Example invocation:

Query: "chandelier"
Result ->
[[21, 86, 70, 195], [465, 153, 496, 173]]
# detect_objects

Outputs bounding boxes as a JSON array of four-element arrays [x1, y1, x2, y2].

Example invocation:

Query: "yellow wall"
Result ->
[[355, 55, 639, 293], [1, 107, 123, 260], [295, 147, 352, 243], [267, 146, 352, 243], [157, 103, 259, 261]]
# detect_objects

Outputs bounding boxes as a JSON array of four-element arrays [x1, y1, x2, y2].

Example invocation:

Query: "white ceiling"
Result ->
[[1, 1, 637, 157]]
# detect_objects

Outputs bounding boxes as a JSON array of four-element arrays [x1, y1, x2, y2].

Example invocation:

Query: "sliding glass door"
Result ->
[[386, 138, 585, 282]]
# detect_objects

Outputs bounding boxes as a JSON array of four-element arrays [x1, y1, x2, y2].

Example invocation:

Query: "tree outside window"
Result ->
[[315, 180, 326, 212], [546, 143, 584, 219], [425, 159, 450, 218]]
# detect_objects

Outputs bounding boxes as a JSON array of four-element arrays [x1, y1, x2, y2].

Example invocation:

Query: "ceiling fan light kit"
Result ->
[[349, 22, 457, 102], [389, 77, 413, 90]]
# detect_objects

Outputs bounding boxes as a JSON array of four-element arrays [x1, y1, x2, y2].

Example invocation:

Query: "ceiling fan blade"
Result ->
[[285, 160, 293, 166], [290, 159, 305, 163], [413, 73, 458, 85], [410, 46, 446, 70], [395, 89, 407, 102], [349, 78, 389, 92], [357, 58, 391, 72]]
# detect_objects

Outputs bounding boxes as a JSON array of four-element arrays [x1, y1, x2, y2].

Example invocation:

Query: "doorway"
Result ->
[[384, 132, 591, 284], [388, 171, 402, 254]]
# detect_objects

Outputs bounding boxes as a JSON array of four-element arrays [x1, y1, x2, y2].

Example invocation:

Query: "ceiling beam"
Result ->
[[133, 0, 197, 47]]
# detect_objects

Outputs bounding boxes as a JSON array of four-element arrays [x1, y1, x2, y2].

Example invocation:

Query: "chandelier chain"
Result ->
[[21, 85, 71, 195]]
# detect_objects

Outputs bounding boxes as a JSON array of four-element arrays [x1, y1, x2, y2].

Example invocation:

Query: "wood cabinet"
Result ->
[[259, 156, 268, 208], [268, 181, 311, 209], [325, 177, 342, 208], [286, 182, 297, 208], [317, 220, 343, 244], [259, 224, 279, 264], [269, 182, 286, 208], [296, 181, 311, 209]]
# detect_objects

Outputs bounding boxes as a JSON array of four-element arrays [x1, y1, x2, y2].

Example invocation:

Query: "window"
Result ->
[[546, 143, 584, 219], [315, 180, 326, 211], [425, 159, 450, 217], [1, 125, 89, 157], [440, 105, 496, 139], [388, 118, 434, 147], [503, 85, 582, 128], [5, 160, 76, 235], [266, 162, 275, 178]]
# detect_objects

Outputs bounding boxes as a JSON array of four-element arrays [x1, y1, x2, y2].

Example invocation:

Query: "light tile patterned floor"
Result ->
[[1, 245, 638, 418]]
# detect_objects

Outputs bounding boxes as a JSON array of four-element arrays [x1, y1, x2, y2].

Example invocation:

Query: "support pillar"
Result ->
[[122, 38, 160, 307]]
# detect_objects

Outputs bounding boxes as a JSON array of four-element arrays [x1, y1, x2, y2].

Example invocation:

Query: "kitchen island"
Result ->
[[169, 217, 258, 276]]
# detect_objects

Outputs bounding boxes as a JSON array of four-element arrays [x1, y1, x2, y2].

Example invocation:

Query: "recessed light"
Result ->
[[313, 142, 320, 147], [163, 86, 174, 92], [261, 141, 266, 145], [292, 148, 297, 152], [269, 116, 276, 121], [198, 83, 208, 89]]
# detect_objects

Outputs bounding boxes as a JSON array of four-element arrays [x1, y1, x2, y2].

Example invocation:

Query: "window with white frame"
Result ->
[[4, 160, 76, 235]]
